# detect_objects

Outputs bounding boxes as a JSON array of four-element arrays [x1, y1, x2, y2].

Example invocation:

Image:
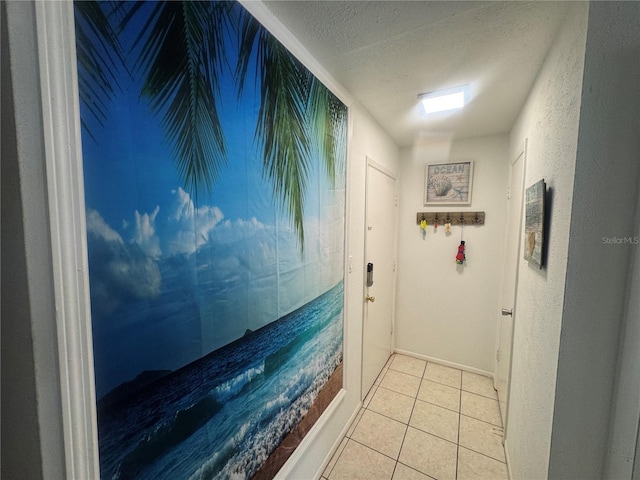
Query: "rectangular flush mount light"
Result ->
[[418, 86, 466, 114]]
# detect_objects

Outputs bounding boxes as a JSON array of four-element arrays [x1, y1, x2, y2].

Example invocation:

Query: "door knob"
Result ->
[[501, 308, 513, 316], [366, 295, 376, 303]]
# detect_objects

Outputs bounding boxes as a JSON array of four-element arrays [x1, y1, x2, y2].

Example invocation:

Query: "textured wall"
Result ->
[[2, 2, 67, 478], [395, 134, 508, 373], [506, 3, 589, 479], [605, 180, 640, 478], [1, 3, 43, 478], [549, 2, 640, 478]]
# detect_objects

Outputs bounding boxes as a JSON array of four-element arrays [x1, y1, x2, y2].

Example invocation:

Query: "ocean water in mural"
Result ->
[[98, 283, 343, 479], [74, 1, 347, 478]]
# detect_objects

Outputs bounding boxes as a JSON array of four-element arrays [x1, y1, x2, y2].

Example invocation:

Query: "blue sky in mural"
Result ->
[[80, 2, 346, 398]]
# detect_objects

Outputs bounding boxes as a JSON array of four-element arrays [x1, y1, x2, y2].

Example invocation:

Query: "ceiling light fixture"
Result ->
[[418, 86, 467, 115]]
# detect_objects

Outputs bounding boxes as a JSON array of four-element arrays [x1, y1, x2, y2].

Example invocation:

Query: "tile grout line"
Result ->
[[459, 411, 504, 429], [387, 354, 400, 480], [400, 359, 502, 479], [337, 356, 507, 480], [393, 378, 418, 480], [390, 359, 426, 480], [460, 387, 500, 401], [323, 436, 348, 479], [458, 444, 509, 465]]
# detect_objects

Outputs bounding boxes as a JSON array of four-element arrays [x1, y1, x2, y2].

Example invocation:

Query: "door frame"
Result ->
[[9, 2, 101, 477], [361, 157, 398, 399], [494, 139, 527, 438]]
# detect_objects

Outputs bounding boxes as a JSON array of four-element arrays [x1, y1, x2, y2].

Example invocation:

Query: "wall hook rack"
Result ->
[[416, 211, 485, 226]]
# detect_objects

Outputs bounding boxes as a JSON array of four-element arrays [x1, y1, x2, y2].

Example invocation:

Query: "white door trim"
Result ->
[[27, 1, 99, 477], [494, 138, 527, 440], [362, 157, 398, 399]]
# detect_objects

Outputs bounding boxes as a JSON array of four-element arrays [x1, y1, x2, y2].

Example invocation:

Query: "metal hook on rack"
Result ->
[[415, 211, 485, 226]]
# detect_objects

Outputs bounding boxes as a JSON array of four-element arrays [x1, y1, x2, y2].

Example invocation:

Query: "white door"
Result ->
[[362, 158, 397, 398], [495, 143, 526, 431]]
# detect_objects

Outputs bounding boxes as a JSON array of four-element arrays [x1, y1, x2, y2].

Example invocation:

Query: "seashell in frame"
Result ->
[[430, 175, 452, 197]]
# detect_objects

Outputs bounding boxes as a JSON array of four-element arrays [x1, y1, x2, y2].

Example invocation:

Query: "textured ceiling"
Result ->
[[263, 1, 570, 147]]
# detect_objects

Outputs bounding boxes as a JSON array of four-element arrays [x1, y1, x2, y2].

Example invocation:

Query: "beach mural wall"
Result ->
[[74, 1, 347, 478]]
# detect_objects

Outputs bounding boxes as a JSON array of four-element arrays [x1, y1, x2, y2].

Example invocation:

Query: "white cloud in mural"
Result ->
[[214, 217, 267, 241], [211, 217, 277, 268], [87, 208, 125, 244], [86, 208, 162, 316], [167, 187, 224, 256], [133, 206, 161, 258]]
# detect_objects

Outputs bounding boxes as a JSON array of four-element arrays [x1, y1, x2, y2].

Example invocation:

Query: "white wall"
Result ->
[[1, 3, 44, 477], [394, 134, 508, 373], [2, 2, 68, 478], [604, 180, 640, 479], [549, 3, 640, 479], [506, 3, 589, 479]]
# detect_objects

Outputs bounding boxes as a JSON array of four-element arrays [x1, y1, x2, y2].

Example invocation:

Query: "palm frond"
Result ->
[[129, 1, 230, 200], [327, 90, 348, 186], [237, 12, 313, 251], [258, 35, 313, 251], [74, 1, 125, 131], [308, 77, 348, 188], [234, 7, 262, 96]]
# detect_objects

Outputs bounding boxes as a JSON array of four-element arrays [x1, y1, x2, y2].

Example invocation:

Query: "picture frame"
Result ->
[[424, 161, 474, 205], [524, 179, 546, 268]]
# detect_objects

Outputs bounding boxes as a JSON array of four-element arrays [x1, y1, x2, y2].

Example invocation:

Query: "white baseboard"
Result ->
[[504, 438, 513, 480], [312, 397, 362, 480], [274, 388, 362, 480], [393, 348, 495, 379]]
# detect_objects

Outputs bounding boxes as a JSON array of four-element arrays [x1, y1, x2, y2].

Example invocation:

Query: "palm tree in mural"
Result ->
[[115, 0, 231, 198], [74, 1, 126, 139], [74, 0, 346, 251], [235, 7, 347, 248], [75, 1, 228, 190]]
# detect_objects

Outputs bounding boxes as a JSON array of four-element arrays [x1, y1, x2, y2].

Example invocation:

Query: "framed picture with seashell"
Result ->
[[424, 161, 474, 205]]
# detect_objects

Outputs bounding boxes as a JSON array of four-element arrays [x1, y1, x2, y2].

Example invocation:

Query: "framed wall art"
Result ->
[[425, 161, 474, 205], [524, 179, 546, 268]]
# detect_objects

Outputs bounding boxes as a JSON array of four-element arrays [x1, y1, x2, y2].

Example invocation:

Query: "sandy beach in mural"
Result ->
[[254, 361, 343, 479]]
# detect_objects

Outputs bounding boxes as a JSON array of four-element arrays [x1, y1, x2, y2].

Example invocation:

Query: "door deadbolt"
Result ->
[[366, 295, 376, 303]]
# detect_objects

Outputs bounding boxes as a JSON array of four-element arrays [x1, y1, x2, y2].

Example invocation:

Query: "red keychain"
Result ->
[[456, 240, 466, 264]]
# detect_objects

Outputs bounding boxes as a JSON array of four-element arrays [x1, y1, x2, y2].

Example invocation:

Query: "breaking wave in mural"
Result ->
[[98, 282, 343, 479]]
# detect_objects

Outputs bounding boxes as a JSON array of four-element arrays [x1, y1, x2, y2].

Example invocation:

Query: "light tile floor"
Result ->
[[322, 354, 508, 480]]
